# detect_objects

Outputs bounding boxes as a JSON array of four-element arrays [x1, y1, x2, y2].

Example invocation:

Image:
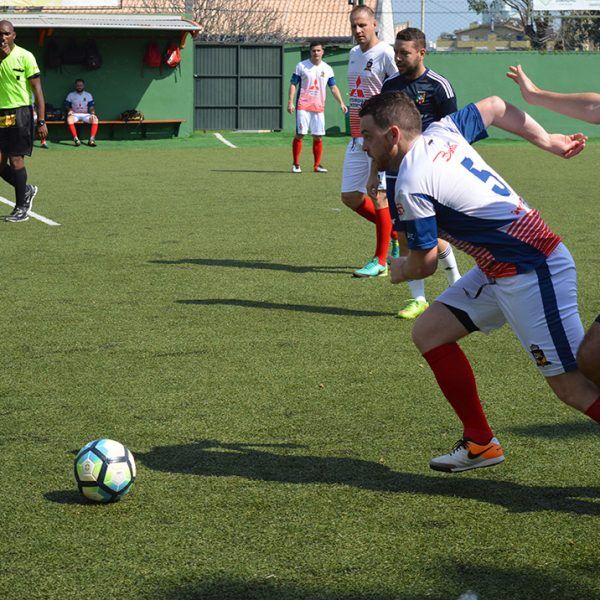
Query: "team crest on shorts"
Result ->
[[365, 59, 373, 71], [530, 344, 551, 367], [416, 91, 427, 105]]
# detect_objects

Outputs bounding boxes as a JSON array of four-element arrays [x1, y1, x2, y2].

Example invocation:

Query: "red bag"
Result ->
[[143, 42, 162, 68], [164, 42, 181, 68]]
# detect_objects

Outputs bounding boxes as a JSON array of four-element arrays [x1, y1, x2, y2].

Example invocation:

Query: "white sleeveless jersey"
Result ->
[[347, 42, 397, 138], [396, 104, 561, 279]]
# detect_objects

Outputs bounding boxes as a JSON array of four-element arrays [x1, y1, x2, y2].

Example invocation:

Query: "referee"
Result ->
[[0, 20, 46, 222]]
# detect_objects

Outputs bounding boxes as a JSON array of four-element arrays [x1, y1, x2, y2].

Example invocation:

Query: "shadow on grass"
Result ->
[[176, 299, 390, 318], [508, 420, 598, 439], [44, 490, 89, 504], [149, 563, 595, 599], [137, 440, 599, 516], [149, 257, 355, 275]]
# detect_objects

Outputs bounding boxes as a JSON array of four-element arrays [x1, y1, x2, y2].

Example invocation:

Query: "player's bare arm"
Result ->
[[507, 65, 600, 124], [475, 96, 587, 159], [330, 85, 347, 113], [287, 83, 297, 114], [389, 247, 438, 284], [29, 76, 47, 139]]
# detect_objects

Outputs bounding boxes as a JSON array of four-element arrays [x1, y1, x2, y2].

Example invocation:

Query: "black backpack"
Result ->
[[44, 38, 62, 70], [84, 39, 102, 70], [61, 39, 86, 66]]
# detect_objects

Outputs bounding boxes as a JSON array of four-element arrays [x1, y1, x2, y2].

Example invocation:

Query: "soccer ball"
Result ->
[[74, 439, 136, 503]]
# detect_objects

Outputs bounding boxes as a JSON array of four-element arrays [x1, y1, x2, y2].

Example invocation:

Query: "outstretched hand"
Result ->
[[506, 65, 539, 104], [546, 132, 587, 159]]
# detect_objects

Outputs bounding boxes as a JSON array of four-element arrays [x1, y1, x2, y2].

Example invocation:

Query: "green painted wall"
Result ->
[[18, 29, 193, 138], [283, 47, 600, 139]]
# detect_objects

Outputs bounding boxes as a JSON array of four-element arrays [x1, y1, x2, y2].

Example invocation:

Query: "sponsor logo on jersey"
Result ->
[[416, 91, 427, 105]]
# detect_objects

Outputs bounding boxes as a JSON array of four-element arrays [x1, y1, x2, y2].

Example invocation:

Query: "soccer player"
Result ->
[[287, 41, 347, 174], [507, 64, 600, 386], [359, 91, 598, 473], [342, 5, 398, 278], [371, 27, 461, 318], [0, 20, 44, 223], [65, 79, 99, 147]]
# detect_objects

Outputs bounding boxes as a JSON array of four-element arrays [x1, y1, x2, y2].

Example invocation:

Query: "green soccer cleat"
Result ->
[[396, 298, 429, 319], [353, 257, 387, 278], [389, 239, 400, 260]]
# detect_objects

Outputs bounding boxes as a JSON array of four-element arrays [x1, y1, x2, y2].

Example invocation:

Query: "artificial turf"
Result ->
[[1, 134, 598, 599]]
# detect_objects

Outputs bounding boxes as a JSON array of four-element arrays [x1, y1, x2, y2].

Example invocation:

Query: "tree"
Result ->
[[141, 0, 294, 43]]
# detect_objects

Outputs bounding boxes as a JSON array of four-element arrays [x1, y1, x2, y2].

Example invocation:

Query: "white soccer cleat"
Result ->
[[291, 164, 302, 173], [429, 437, 505, 473], [314, 165, 328, 173]]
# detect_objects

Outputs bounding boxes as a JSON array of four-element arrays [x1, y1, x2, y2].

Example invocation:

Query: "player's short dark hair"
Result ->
[[309, 41, 324, 50], [75, 78, 85, 84], [395, 27, 426, 49], [359, 91, 422, 138], [350, 5, 375, 20]]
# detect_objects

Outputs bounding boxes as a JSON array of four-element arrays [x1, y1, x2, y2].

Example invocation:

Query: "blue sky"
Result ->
[[393, 0, 482, 43]]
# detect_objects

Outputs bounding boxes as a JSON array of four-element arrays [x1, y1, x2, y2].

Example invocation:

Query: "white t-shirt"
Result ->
[[65, 91, 95, 114], [347, 42, 397, 137], [291, 59, 335, 113]]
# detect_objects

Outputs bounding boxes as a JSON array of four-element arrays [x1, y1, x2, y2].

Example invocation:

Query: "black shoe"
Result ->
[[74, 138, 81, 147], [40, 142, 49, 149], [88, 139, 97, 147], [23, 184, 38, 214], [4, 208, 29, 222]]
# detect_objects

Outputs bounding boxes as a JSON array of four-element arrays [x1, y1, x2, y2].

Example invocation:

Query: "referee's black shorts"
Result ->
[[0, 106, 34, 157]]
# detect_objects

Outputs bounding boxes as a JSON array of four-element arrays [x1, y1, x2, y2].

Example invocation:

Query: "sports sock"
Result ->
[[12, 167, 27, 209], [90, 121, 98, 139], [408, 279, 426, 303], [438, 243, 461, 285], [354, 196, 376, 223], [423, 343, 493, 444], [68, 122, 78, 139], [292, 137, 302, 165], [391, 230, 399, 241], [585, 396, 600, 423], [312, 138, 323, 167], [374, 207, 392, 266]]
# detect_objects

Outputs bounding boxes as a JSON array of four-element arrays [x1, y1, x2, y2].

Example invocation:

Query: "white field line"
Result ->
[[214, 133, 237, 148], [0, 195, 61, 226]]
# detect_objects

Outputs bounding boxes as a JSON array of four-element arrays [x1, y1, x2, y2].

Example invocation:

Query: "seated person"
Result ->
[[64, 78, 99, 147]]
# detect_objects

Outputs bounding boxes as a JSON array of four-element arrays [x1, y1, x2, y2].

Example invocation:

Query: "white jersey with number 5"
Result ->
[[395, 103, 561, 279]]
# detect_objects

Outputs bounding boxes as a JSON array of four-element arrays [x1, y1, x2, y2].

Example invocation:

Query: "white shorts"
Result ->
[[437, 243, 583, 376], [296, 110, 325, 136], [71, 113, 95, 123], [341, 137, 386, 194]]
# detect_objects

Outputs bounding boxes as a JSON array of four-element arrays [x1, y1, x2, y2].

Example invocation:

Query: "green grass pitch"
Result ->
[[1, 133, 599, 599]]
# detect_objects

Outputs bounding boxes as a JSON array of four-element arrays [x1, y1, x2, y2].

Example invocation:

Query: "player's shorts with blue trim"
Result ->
[[436, 243, 584, 376]]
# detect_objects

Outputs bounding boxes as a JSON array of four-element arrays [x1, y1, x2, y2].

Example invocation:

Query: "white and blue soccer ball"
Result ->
[[74, 439, 136, 503]]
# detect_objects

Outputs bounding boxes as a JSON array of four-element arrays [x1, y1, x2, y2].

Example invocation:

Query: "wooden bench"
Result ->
[[46, 119, 185, 139]]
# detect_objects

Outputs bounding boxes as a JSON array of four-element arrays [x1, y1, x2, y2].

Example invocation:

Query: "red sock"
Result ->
[[313, 138, 323, 167], [391, 230, 399, 241], [354, 196, 376, 223], [374, 207, 392, 265], [90, 122, 98, 138], [585, 396, 600, 423], [423, 343, 493, 444], [292, 138, 302, 165], [68, 123, 78, 138]]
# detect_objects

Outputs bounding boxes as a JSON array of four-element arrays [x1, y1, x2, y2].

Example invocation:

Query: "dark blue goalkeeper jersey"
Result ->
[[381, 68, 458, 231]]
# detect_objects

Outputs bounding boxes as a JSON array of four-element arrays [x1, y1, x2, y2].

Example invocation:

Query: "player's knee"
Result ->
[[91, 115, 98, 124], [411, 315, 436, 352], [67, 115, 75, 124], [577, 344, 600, 385]]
